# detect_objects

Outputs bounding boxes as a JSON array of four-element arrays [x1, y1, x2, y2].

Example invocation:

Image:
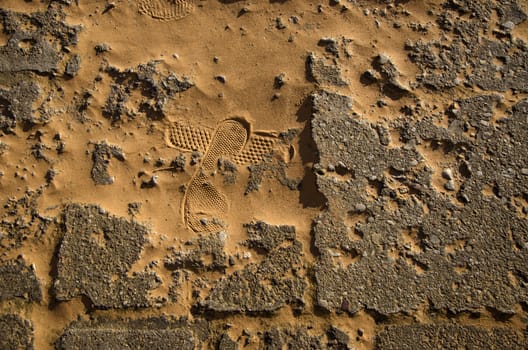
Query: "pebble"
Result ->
[[442, 168, 453, 180], [274, 73, 286, 89], [238, 7, 249, 17], [276, 17, 286, 29], [378, 53, 390, 65], [355, 203, 367, 212], [502, 21, 515, 30], [521, 168, 528, 175], [214, 75, 226, 84], [444, 180, 455, 191]]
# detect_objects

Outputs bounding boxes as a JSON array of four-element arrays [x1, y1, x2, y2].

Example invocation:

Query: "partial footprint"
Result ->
[[184, 173, 228, 232], [200, 119, 248, 171], [138, 0, 195, 20], [166, 119, 212, 153], [232, 134, 276, 165], [183, 119, 248, 232], [165, 120, 279, 166]]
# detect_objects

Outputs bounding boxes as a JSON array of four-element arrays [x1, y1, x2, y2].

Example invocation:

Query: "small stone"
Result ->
[[155, 158, 165, 167], [358, 328, 364, 337], [141, 175, 158, 189], [200, 218, 208, 225], [377, 53, 390, 65], [65, 54, 81, 77], [459, 193, 470, 203], [94, 43, 111, 55], [238, 7, 249, 17], [363, 9, 370, 16], [442, 168, 453, 180], [274, 73, 286, 89], [355, 203, 367, 212], [361, 69, 378, 84], [444, 180, 455, 191], [214, 75, 226, 84], [429, 235, 440, 245], [520, 168, 528, 175], [502, 21, 515, 30], [45, 169, 57, 183], [228, 256, 235, 266], [276, 17, 286, 30], [102, 2, 116, 14]]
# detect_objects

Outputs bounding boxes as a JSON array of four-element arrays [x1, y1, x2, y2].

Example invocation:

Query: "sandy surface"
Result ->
[[0, 0, 527, 349]]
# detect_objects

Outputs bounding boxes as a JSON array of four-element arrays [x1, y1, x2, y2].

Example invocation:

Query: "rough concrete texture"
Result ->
[[375, 324, 526, 349], [201, 222, 306, 313], [165, 231, 228, 272], [0, 189, 51, 251], [0, 314, 34, 350], [407, 0, 528, 91], [90, 141, 126, 185], [0, 81, 39, 132], [53, 204, 159, 308], [56, 317, 208, 350], [312, 89, 528, 315], [306, 53, 348, 86], [0, 5, 80, 132], [0, 257, 42, 302], [261, 327, 323, 349], [102, 60, 194, 123]]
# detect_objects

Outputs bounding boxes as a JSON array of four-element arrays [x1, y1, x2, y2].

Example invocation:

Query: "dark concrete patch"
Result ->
[[165, 231, 228, 273], [0, 257, 42, 302], [0, 314, 34, 350], [407, 0, 528, 91], [201, 222, 305, 313], [53, 204, 159, 309], [375, 323, 526, 349], [0, 5, 80, 132], [0, 189, 51, 251], [306, 53, 348, 86], [90, 141, 125, 185], [56, 317, 208, 350], [101, 60, 194, 123], [246, 160, 300, 194], [261, 327, 323, 350], [218, 333, 238, 350], [0, 81, 40, 132], [311, 90, 528, 315]]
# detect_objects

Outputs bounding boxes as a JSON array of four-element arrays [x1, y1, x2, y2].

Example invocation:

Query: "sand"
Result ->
[[0, 0, 527, 349]]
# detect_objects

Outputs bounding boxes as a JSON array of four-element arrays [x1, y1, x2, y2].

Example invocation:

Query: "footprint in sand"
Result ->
[[166, 118, 286, 233], [183, 119, 247, 232], [138, 0, 195, 21]]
